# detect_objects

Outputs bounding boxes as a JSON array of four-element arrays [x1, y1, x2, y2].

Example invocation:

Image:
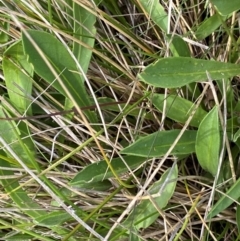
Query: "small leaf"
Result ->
[[195, 106, 220, 176], [0, 18, 9, 43], [208, 177, 240, 219], [139, 0, 168, 32], [0, 154, 46, 218], [139, 1, 190, 57], [70, 156, 146, 186], [3, 41, 33, 114], [167, 35, 191, 57], [152, 94, 207, 127], [138, 57, 240, 88], [233, 128, 240, 142], [35, 211, 72, 227], [121, 130, 197, 157], [195, 14, 229, 40], [123, 165, 178, 230]]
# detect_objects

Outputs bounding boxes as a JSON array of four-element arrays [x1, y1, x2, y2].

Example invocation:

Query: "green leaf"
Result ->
[[3, 234, 33, 241], [0, 155, 46, 218], [138, 0, 167, 32], [70, 155, 146, 186], [236, 201, 240, 233], [72, 1, 97, 73], [195, 14, 229, 40], [208, 177, 240, 219], [152, 94, 207, 127], [0, 107, 38, 168], [138, 57, 240, 88], [35, 211, 73, 227], [167, 35, 191, 57], [0, 18, 9, 43], [212, 0, 240, 15], [121, 130, 197, 157], [22, 30, 97, 124], [2, 41, 36, 169], [233, 128, 240, 142], [76, 180, 112, 191], [139, 1, 190, 57], [123, 165, 178, 230], [195, 106, 220, 176], [3, 41, 33, 114]]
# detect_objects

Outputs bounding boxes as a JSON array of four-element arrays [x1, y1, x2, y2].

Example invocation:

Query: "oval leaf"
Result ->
[[3, 41, 33, 114], [195, 14, 228, 40], [70, 156, 146, 186], [138, 57, 240, 88], [121, 130, 197, 157], [195, 106, 220, 176], [35, 211, 73, 227], [22, 30, 97, 124], [152, 94, 207, 127], [123, 165, 178, 230]]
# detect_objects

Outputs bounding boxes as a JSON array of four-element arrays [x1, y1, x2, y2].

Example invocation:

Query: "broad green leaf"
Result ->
[[167, 35, 191, 57], [212, 0, 240, 15], [123, 165, 178, 230], [3, 41, 33, 114], [2, 234, 33, 241], [0, 107, 38, 168], [139, 0, 168, 32], [195, 106, 220, 176], [138, 57, 240, 88], [75, 180, 112, 191], [208, 177, 240, 219], [22, 30, 97, 124], [2, 41, 36, 168], [35, 211, 73, 227], [195, 14, 229, 40], [139, 1, 190, 57], [121, 130, 197, 157], [70, 156, 146, 186], [152, 94, 207, 127], [129, 226, 141, 241], [0, 154, 46, 218]]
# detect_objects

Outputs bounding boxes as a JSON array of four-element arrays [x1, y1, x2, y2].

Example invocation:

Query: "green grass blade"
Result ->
[[208, 177, 240, 219]]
